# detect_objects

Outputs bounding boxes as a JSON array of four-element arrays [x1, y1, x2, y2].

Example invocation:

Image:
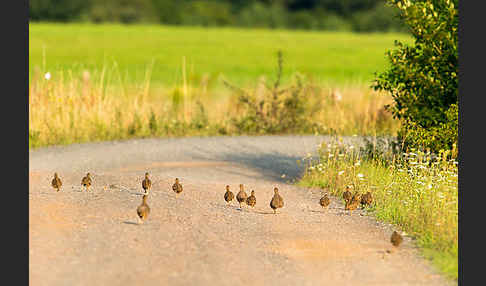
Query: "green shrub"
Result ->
[[372, 0, 458, 153]]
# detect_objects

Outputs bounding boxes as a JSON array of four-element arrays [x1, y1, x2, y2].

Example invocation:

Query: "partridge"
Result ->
[[361, 191, 373, 207], [270, 187, 284, 214], [51, 173, 62, 192], [172, 178, 183, 194], [224, 185, 234, 205], [236, 184, 248, 209], [142, 172, 152, 194], [343, 185, 352, 204], [246, 190, 256, 208], [391, 231, 403, 247], [81, 173, 92, 191], [319, 193, 330, 209], [345, 192, 360, 213], [137, 195, 150, 224]]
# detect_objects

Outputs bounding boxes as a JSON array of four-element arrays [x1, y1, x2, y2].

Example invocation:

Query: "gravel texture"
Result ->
[[29, 135, 454, 286]]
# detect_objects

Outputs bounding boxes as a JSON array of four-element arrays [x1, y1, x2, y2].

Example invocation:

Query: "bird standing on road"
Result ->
[[52, 173, 62, 192], [172, 178, 183, 195], [236, 184, 248, 209], [270, 187, 284, 214], [142, 172, 152, 194], [137, 194, 150, 224], [345, 192, 360, 214], [81, 173, 92, 192], [391, 231, 403, 247], [343, 185, 352, 204], [247, 190, 256, 208], [319, 193, 330, 210], [361, 191, 373, 208], [224, 185, 234, 205]]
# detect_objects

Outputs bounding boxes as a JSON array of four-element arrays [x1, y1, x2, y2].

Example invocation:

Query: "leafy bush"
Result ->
[[372, 0, 458, 153]]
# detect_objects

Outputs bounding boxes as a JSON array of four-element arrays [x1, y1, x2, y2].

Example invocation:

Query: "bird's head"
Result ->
[[226, 185, 230, 191], [145, 172, 149, 178], [54, 172, 58, 178], [175, 178, 179, 183], [274, 187, 279, 194], [239, 184, 243, 191], [251, 190, 255, 196]]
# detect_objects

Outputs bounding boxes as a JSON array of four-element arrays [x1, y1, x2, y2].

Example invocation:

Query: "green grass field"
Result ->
[[29, 23, 412, 87]]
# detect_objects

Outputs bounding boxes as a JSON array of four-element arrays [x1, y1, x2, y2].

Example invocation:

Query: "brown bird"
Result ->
[[51, 173, 62, 192], [270, 187, 284, 214], [137, 194, 150, 224], [172, 178, 183, 195], [236, 184, 248, 209], [142, 172, 152, 194], [319, 193, 330, 209], [81, 172, 92, 191], [361, 191, 373, 207], [246, 190, 256, 208], [343, 185, 352, 204], [224, 185, 234, 205], [391, 231, 403, 247], [345, 192, 361, 213]]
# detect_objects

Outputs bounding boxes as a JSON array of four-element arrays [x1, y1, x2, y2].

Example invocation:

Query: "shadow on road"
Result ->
[[191, 147, 307, 183]]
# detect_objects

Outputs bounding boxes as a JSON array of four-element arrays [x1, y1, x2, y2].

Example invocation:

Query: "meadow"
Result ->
[[29, 23, 411, 148], [29, 23, 412, 87]]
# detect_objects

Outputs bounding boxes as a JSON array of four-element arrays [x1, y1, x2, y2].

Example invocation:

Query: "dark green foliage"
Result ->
[[351, 4, 407, 33], [372, 0, 458, 153], [30, 0, 89, 21], [30, 0, 406, 33], [182, 1, 234, 26], [87, 0, 156, 23]]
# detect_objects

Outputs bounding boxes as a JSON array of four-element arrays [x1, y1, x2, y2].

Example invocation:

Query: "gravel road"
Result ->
[[29, 135, 453, 286]]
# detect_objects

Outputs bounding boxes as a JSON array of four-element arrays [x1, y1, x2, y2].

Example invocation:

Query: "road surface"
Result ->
[[29, 135, 453, 286]]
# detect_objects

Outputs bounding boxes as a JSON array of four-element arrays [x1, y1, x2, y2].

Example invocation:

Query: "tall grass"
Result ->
[[29, 59, 399, 148], [300, 137, 458, 280]]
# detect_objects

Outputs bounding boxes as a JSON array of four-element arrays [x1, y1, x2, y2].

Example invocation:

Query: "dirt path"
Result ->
[[29, 136, 453, 286]]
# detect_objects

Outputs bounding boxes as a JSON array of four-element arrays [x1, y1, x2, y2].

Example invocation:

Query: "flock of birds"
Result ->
[[50, 171, 403, 249]]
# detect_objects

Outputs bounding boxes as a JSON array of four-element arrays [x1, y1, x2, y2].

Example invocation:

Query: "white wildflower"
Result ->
[[338, 171, 345, 176], [44, 72, 51, 80]]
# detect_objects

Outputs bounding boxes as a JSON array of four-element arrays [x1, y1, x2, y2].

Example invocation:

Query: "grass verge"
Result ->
[[298, 137, 458, 280]]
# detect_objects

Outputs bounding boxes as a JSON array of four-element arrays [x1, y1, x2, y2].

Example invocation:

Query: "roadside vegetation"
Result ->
[[29, 52, 398, 148], [300, 137, 458, 279], [300, 0, 458, 280]]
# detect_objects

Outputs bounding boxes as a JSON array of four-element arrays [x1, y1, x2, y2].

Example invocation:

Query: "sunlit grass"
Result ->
[[299, 137, 458, 280], [29, 23, 413, 87], [29, 63, 400, 148]]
